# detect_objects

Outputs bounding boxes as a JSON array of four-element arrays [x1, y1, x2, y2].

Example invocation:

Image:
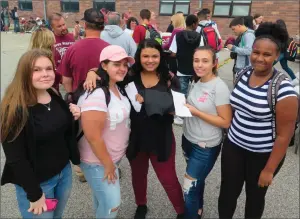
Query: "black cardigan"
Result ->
[[1, 89, 80, 202]]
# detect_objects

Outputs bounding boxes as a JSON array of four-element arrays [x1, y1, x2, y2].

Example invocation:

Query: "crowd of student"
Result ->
[[0, 6, 299, 219]]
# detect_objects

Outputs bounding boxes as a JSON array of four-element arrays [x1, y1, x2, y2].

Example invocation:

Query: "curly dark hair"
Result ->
[[131, 39, 171, 85], [126, 17, 139, 30], [254, 22, 289, 52]]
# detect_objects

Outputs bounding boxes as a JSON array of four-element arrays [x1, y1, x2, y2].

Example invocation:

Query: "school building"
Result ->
[[2, 0, 299, 39]]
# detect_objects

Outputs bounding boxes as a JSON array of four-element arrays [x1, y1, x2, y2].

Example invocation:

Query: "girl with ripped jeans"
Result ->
[[182, 46, 232, 219]]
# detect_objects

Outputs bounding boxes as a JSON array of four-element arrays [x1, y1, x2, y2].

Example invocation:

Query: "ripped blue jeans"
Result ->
[[182, 135, 221, 219], [80, 161, 121, 219]]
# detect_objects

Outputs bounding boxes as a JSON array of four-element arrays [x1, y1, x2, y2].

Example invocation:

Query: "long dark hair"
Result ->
[[69, 61, 127, 104], [131, 39, 170, 85], [193, 46, 218, 82]]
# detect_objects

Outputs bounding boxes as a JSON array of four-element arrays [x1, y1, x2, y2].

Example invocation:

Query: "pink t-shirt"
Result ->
[[53, 33, 75, 90], [77, 88, 131, 165], [57, 38, 109, 91]]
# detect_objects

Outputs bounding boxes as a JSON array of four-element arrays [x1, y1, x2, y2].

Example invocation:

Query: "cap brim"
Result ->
[[109, 55, 135, 65]]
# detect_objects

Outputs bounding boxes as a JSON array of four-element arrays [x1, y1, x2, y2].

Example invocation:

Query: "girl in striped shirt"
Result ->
[[218, 22, 298, 219]]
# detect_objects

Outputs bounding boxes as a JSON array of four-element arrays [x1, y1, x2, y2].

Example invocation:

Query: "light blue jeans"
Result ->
[[80, 161, 121, 219], [15, 162, 72, 219]]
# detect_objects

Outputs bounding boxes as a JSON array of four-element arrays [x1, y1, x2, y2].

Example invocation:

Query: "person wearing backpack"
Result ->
[[274, 19, 299, 86], [196, 9, 222, 56], [226, 17, 255, 75], [11, 7, 20, 33], [218, 22, 298, 219], [169, 14, 201, 125], [133, 9, 162, 45]]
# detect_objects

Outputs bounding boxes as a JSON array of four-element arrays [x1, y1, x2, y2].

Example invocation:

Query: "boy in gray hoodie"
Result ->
[[227, 17, 255, 74], [101, 12, 137, 58]]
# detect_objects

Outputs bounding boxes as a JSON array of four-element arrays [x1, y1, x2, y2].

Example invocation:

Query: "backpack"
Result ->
[[199, 23, 219, 52], [234, 66, 299, 142], [285, 38, 298, 61], [64, 86, 111, 142], [10, 10, 15, 20], [143, 25, 162, 45]]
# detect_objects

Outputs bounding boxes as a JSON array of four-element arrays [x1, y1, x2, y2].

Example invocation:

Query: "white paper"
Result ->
[[171, 90, 192, 117], [125, 82, 142, 112]]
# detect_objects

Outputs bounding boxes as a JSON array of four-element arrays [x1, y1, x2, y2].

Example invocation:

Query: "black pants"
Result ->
[[218, 138, 285, 219]]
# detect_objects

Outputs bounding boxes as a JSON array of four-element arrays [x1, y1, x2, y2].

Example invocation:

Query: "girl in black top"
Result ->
[[0, 49, 80, 218], [84, 39, 185, 219]]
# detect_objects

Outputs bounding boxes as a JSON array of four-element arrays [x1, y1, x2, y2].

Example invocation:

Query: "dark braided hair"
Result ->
[[254, 22, 289, 53]]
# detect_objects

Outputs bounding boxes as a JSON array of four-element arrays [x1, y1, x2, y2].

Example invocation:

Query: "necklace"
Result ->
[[42, 103, 51, 111]]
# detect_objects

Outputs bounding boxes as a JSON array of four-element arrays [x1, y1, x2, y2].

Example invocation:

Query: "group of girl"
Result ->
[[1, 22, 298, 219]]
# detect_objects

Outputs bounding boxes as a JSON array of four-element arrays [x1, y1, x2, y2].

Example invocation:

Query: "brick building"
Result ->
[[1, 0, 299, 39]]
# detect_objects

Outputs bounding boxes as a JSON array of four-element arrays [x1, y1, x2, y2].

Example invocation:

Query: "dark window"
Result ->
[[61, 0, 79, 12], [159, 0, 190, 16], [213, 0, 252, 17], [1, 1, 9, 8], [93, 0, 115, 11], [19, 0, 33, 11]]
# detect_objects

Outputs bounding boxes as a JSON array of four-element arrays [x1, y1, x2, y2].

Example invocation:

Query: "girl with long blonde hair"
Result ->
[[0, 49, 80, 219]]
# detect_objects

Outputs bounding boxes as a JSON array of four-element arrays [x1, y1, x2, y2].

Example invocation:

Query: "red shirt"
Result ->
[[132, 24, 154, 44], [57, 38, 109, 91], [53, 33, 75, 90]]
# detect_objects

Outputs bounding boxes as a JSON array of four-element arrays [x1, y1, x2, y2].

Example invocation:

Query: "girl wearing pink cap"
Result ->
[[74, 45, 134, 218]]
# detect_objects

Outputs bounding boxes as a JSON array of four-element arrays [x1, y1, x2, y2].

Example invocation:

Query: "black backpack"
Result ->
[[64, 86, 111, 142], [143, 25, 162, 45]]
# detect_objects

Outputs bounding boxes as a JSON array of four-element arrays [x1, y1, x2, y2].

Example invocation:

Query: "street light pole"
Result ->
[[43, 0, 47, 21]]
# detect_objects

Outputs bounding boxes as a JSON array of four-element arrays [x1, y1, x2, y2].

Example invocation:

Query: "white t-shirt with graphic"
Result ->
[[77, 87, 131, 165]]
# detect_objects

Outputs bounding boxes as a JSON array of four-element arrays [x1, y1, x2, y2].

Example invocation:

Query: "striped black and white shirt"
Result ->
[[228, 69, 297, 153]]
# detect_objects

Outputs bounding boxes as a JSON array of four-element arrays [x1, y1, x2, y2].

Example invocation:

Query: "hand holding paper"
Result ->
[[125, 82, 142, 112], [171, 90, 192, 117]]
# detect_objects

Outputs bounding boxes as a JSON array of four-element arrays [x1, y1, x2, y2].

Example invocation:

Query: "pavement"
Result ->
[[1, 32, 299, 218]]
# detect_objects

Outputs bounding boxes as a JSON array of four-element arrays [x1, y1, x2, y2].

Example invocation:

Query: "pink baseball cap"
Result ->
[[99, 45, 135, 65]]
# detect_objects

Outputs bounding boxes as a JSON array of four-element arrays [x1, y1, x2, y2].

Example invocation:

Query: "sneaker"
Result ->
[[174, 116, 183, 126], [134, 205, 148, 219], [291, 78, 299, 87]]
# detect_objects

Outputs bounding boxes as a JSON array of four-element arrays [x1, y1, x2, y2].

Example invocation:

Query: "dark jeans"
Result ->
[[14, 19, 20, 32], [182, 135, 221, 219], [218, 138, 285, 219], [275, 53, 296, 80], [178, 76, 193, 96]]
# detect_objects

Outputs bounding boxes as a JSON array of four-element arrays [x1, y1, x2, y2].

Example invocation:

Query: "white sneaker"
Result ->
[[291, 78, 299, 87], [174, 116, 183, 126]]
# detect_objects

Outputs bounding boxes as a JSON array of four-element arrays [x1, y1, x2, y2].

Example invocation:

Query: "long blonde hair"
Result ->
[[0, 49, 55, 143], [171, 14, 185, 29], [29, 28, 55, 61]]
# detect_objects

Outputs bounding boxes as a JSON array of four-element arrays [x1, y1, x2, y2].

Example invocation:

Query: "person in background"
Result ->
[[124, 17, 139, 36], [133, 9, 155, 45], [49, 13, 75, 92], [226, 16, 255, 75], [0, 49, 80, 219], [121, 12, 130, 29], [244, 16, 254, 30], [163, 13, 185, 50], [76, 45, 134, 219], [101, 12, 137, 57], [275, 19, 299, 86], [253, 13, 264, 30], [183, 46, 232, 219], [2, 7, 10, 32], [11, 7, 19, 33], [169, 14, 201, 125], [218, 22, 298, 219], [150, 11, 159, 31], [36, 17, 43, 27], [73, 21, 82, 41], [166, 11, 184, 33]]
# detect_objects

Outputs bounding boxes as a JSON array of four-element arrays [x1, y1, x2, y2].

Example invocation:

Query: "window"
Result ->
[[93, 0, 115, 11], [19, 0, 32, 11], [61, 0, 79, 12], [159, 0, 190, 16], [1, 1, 8, 8], [213, 0, 251, 17]]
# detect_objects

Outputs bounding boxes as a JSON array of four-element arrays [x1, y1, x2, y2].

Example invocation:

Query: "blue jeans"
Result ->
[[276, 53, 296, 80], [80, 162, 121, 219], [182, 135, 221, 219], [178, 76, 193, 96], [14, 19, 20, 32], [15, 162, 72, 219]]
